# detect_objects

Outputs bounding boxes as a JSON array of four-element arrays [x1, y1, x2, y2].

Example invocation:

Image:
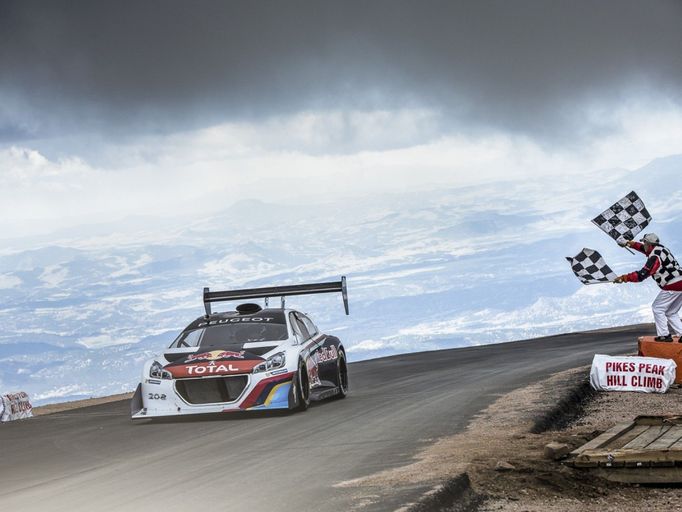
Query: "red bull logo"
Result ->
[[316, 346, 338, 363], [186, 350, 246, 362]]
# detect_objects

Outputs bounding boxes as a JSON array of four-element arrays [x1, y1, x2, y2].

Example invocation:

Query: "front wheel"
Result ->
[[293, 360, 311, 412]]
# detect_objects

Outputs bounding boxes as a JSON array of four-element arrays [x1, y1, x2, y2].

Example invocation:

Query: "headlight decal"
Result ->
[[252, 351, 286, 374], [149, 361, 173, 380]]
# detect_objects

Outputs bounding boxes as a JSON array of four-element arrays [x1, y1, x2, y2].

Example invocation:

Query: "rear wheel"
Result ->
[[294, 360, 310, 411], [335, 349, 349, 399]]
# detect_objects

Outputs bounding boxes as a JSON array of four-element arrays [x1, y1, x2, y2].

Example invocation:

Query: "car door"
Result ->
[[297, 312, 338, 388], [290, 312, 321, 389]]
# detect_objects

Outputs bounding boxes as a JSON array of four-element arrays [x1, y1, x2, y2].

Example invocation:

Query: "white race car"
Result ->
[[131, 278, 349, 419]]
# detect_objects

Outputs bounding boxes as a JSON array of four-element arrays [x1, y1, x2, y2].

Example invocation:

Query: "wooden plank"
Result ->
[[608, 424, 650, 449], [569, 422, 634, 456], [574, 448, 682, 464], [647, 425, 682, 451], [634, 416, 674, 426], [623, 425, 672, 450], [669, 436, 682, 451], [589, 466, 682, 484]]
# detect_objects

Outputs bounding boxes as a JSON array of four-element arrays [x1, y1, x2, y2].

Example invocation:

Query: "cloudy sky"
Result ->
[[1, 0, 682, 238]]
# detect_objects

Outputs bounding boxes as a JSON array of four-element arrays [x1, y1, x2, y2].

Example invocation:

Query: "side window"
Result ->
[[300, 314, 319, 337], [289, 313, 310, 343], [297, 317, 311, 341]]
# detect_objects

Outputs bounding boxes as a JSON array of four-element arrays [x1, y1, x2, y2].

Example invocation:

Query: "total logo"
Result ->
[[187, 350, 246, 362], [185, 363, 240, 375]]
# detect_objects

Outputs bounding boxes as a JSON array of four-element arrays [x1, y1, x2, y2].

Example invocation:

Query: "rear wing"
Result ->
[[203, 276, 349, 316]]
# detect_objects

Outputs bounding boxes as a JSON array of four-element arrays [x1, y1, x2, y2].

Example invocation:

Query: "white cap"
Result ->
[[640, 233, 660, 244]]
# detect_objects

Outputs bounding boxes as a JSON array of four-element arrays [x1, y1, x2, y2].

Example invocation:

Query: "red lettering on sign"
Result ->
[[630, 376, 665, 388], [607, 375, 627, 386]]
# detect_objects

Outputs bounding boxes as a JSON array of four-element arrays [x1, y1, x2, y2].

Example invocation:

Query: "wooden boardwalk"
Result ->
[[568, 416, 682, 483]]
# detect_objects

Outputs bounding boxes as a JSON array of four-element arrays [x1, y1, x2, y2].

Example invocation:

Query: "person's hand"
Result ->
[[614, 275, 628, 283], [618, 240, 633, 248]]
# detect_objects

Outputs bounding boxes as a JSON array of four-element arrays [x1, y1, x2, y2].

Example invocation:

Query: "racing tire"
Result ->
[[334, 349, 349, 399], [294, 360, 311, 412]]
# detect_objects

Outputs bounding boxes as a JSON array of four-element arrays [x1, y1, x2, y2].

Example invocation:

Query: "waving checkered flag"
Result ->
[[566, 248, 618, 285], [591, 191, 652, 245]]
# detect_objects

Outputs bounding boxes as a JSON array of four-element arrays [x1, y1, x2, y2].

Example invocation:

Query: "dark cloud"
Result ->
[[1, 0, 681, 144], [0, 122, 34, 142]]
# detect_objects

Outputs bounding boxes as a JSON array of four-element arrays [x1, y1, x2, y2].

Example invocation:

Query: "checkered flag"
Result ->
[[566, 248, 618, 285], [591, 191, 652, 245]]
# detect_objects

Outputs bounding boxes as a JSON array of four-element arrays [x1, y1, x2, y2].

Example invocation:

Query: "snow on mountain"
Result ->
[[1, 155, 681, 404]]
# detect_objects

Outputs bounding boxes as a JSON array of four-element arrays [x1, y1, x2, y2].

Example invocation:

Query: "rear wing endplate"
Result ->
[[203, 276, 349, 316]]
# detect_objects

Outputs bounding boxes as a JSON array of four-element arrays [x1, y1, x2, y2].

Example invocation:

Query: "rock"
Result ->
[[558, 465, 574, 475], [544, 442, 570, 460], [495, 460, 516, 471]]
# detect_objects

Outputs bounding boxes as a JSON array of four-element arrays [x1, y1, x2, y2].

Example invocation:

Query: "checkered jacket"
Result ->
[[627, 242, 682, 289]]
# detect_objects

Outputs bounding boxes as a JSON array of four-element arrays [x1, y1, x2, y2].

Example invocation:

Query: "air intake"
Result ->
[[236, 303, 263, 315]]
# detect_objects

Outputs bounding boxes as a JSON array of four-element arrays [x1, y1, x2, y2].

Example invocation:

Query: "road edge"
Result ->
[[405, 473, 481, 512]]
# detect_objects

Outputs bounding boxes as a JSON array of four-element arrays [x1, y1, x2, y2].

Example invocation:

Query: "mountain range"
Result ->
[[1, 154, 681, 404]]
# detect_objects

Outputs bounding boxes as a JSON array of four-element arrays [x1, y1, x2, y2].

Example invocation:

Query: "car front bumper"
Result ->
[[131, 370, 296, 419]]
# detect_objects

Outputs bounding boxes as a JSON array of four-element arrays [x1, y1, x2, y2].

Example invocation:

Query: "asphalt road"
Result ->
[[0, 325, 653, 512]]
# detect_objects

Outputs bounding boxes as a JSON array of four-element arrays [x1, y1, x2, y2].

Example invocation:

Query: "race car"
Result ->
[[131, 278, 349, 419]]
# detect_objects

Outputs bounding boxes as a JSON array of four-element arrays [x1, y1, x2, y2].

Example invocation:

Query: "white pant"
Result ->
[[652, 290, 682, 336]]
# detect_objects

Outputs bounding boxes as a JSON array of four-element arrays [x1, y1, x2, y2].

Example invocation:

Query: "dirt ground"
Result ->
[[337, 367, 682, 511], [32, 392, 133, 416]]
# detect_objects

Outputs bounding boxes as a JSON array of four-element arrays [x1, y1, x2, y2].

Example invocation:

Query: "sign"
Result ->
[[1, 391, 33, 422], [590, 355, 677, 393]]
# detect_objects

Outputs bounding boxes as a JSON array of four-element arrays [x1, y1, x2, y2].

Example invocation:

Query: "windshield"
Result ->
[[170, 319, 289, 349]]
